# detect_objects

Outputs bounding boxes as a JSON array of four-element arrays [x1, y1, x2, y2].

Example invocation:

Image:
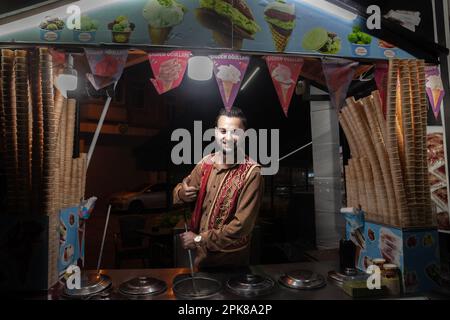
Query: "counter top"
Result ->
[[38, 261, 445, 300]]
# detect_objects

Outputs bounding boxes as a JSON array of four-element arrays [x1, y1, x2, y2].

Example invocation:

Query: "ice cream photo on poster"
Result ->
[[142, 0, 186, 44]]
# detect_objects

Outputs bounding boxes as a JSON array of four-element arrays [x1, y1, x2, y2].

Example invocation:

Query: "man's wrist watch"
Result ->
[[194, 234, 202, 247]]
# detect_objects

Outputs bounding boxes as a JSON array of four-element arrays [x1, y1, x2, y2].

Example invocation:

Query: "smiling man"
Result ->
[[173, 107, 264, 268]]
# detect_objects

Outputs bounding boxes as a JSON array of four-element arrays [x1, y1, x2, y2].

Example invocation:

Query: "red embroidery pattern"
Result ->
[[207, 159, 255, 250]]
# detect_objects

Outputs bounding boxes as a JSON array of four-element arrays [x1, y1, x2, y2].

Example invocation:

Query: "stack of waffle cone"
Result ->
[[346, 99, 387, 224], [361, 96, 394, 223], [360, 157, 377, 218], [14, 50, 32, 214], [408, 60, 425, 226], [80, 153, 87, 201], [30, 49, 44, 215], [347, 159, 358, 208], [417, 60, 433, 226], [59, 101, 67, 209], [372, 90, 387, 145], [64, 99, 76, 207], [40, 48, 58, 216], [352, 157, 368, 212], [268, 24, 292, 52], [399, 60, 416, 226], [1, 49, 18, 213], [385, 59, 409, 226]]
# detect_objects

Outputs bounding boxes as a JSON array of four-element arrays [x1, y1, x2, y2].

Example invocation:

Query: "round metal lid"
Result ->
[[63, 273, 112, 298], [227, 274, 274, 297], [119, 276, 167, 296], [279, 269, 326, 290], [173, 274, 222, 300]]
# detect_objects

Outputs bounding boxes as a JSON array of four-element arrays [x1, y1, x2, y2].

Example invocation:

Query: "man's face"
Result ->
[[215, 116, 245, 155]]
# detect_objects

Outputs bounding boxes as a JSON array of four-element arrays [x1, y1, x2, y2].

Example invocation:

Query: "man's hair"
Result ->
[[215, 107, 247, 129]]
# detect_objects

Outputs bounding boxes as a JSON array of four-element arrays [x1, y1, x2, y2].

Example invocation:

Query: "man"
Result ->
[[173, 107, 264, 268]]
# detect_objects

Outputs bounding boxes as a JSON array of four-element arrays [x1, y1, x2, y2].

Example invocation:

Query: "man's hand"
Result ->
[[180, 231, 197, 250], [179, 175, 199, 203]]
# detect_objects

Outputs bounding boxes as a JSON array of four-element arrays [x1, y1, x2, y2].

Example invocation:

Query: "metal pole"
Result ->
[[86, 82, 117, 170], [96, 205, 111, 273]]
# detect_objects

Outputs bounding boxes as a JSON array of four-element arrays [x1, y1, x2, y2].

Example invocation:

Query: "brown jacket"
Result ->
[[173, 154, 264, 268]]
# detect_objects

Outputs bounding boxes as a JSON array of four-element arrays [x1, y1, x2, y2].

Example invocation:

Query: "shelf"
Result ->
[[438, 229, 450, 234]]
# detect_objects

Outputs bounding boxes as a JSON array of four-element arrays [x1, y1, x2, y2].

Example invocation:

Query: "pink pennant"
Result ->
[[210, 53, 250, 111], [148, 50, 191, 95], [265, 56, 304, 117]]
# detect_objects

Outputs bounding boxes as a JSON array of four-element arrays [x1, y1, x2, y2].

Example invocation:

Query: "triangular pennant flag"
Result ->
[[322, 58, 359, 111], [148, 50, 191, 95], [265, 55, 304, 117], [84, 49, 128, 90], [374, 61, 388, 118], [425, 65, 445, 120], [210, 53, 250, 111]]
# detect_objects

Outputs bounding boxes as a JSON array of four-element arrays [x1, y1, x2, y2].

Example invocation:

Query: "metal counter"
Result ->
[[46, 261, 353, 300]]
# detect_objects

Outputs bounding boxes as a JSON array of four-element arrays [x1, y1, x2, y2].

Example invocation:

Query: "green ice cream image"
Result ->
[[302, 27, 341, 55], [264, 0, 296, 52], [199, 0, 261, 36], [196, 0, 260, 49], [143, 0, 187, 44]]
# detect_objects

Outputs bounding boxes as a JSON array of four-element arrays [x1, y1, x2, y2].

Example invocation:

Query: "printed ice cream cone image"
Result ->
[[216, 64, 241, 103], [264, 0, 296, 52], [195, 0, 261, 49], [157, 58, 183, 93], [426, 75, 444, 106], [143, 0, 187, 45], [271, 63, 294, 105]]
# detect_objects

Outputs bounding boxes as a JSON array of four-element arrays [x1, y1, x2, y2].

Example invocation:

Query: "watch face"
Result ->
[[194, 235, 201, 243]]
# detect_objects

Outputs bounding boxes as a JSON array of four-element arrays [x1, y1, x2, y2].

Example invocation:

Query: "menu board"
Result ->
[[0, 0, 414, 60]]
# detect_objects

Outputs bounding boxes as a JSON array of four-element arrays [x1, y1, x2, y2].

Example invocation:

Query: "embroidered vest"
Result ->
[[190, 155, 256, 250]]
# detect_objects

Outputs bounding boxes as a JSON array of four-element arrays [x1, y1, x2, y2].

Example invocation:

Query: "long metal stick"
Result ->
[[183, 211, 198, 293], [96, 205, 111, 273]]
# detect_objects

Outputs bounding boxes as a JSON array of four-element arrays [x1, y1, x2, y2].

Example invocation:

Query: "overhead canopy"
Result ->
[[1, 0, 446, 62]]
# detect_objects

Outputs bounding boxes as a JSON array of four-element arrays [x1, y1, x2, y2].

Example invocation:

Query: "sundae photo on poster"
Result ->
[[302, 27, 341, 55], [108, 16, 136, 43], [195, 0, 261, 49], [142, 0, 187, 45], [264, 0, 296, 52]]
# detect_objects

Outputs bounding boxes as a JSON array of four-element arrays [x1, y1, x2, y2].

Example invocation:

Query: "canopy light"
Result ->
[[188, 56, 213, 81], [301, 0, 357, 21], [240, 67, 260, 91], [55, 54, 77, 98]]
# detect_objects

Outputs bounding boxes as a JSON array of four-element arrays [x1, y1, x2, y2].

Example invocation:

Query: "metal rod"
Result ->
[[183, 211, 198, 293], [86, 82, 117, 170], [96, 205, 111, 273]]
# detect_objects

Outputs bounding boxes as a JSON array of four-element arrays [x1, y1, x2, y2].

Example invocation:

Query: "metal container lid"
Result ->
[[173, 274, 223, 300], [279, 269, 326, 290], [63, 272, 112, 298], [227, 274, 274, 297], [119, 277, 167, 296], [327, 269, 369, 288]]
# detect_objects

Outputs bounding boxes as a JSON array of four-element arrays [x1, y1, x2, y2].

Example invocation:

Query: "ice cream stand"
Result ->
[[0, 0, 449, 299]]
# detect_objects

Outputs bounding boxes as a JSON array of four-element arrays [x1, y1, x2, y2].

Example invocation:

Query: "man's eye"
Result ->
[[219, 129, 226, 134]]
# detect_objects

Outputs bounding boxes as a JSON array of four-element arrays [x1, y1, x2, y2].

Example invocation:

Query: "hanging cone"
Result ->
[[268, 24, 291, 52]]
